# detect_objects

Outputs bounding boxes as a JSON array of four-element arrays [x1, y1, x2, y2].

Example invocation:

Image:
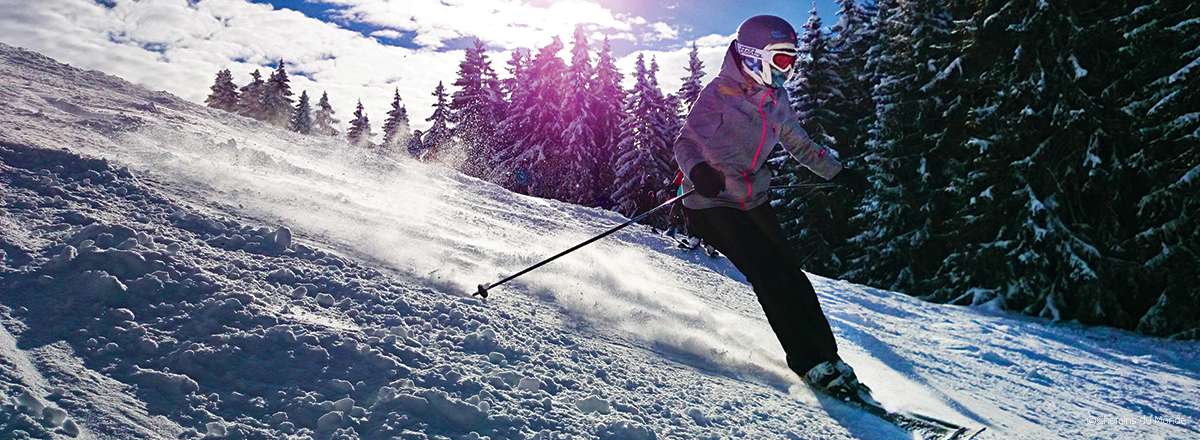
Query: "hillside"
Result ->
[[0, 43, 1197, 439]]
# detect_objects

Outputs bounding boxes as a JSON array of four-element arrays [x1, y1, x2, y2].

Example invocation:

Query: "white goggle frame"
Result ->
[[736, 41, 799, 85]]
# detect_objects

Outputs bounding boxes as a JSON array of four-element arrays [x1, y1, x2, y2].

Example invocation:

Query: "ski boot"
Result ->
[[803, 359, 877, 405]]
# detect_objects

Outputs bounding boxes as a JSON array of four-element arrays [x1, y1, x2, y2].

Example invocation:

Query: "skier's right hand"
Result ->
[[690, 162, 726, 197]]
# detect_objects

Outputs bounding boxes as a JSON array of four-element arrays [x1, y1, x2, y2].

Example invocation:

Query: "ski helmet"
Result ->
[[735, 15, 799, 88]]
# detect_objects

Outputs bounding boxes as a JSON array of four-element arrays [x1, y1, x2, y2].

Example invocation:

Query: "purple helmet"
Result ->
[[737, 15, 798, 49], [735, 15, 799, 88]]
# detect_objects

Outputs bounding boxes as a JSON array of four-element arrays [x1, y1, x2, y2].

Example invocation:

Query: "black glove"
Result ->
[[689, 162, 726, 197], [833, 167, 869, 195]]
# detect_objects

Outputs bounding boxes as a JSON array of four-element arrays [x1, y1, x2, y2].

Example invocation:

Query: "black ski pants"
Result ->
[[684, 202, 839, 375]]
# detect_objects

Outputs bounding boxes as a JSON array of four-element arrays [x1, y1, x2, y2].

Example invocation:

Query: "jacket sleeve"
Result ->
[[779, 115, 843, 180], [673, 92, 725, 177]]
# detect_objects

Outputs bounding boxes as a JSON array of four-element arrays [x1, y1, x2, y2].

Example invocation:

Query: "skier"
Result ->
[[664, 170, 691, 243], [666, 170, 721, 256], [673, 15, 870, 398], [407, 129, 425, 159]]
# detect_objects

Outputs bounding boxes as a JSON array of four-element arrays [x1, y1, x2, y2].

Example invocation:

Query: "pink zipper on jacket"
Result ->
[[742, 90, 774, 209]]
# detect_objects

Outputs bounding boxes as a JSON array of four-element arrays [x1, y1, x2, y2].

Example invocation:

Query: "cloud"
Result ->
[[369, 29, 402, 40], [695, 33, 736, 47], [616, 34, 733, 95], [648, 22, 679, 41], [320, 0, 651, 49], [0, 0, 724, 139], [0, 0, 468, 134]]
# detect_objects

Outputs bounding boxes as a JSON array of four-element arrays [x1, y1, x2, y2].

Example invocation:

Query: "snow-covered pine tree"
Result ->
[[789, 5, 843, 132], [845, 0, 961, 293], [489, 48, 532, 185], [559, 25, 599, 205], [259, 61, 294, 127], [289, 90, 313, 134], [346, 100, 372, 147], [829, 0, 875, 156], [237, 69, 266, 120], [420, 81, 452, 162], [660, 92, 683, 158], [1112, 0, 1199, 337], [647, 57, 682, 201], [380, 89, 411, 154], [494, 38, 568, 197], [205, 69, 239, 112], [610, 55, 674, 226], [450, 39, 504, 179], [312, 91, 340, 137], [772, 3, 853, 276], [677, 41, 705, 111], [589, 36, 626, 208], [938, 0, 1130, 325], [501, 49, 531, 104]]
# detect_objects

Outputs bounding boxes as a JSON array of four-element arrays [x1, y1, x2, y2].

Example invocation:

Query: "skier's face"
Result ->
[[737, 41, 798, 88]]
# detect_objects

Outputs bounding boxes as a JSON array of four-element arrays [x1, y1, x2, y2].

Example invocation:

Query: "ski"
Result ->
[[703, 245, 720, 258], [818, 385, 987, 440], [674, 237, 698, 250]]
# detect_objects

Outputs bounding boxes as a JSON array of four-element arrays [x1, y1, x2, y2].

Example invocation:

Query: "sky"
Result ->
[[0, 0, 842, 133]]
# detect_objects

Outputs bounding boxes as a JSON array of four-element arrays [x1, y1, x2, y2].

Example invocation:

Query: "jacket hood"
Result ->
[[717, 41, 767, 93]]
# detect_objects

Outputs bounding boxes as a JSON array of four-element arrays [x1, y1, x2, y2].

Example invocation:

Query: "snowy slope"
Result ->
[[0, 42, 1197, 439]]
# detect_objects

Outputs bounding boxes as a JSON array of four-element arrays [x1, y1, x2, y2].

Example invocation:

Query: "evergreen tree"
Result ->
[[380, 89, 411, 153], [492, 48, 532, 180], [494, 38, 568, 197], [790, 5, 844, 145], [829, 0, 875, 156], [421, 81, 452, 161], [937, 0, 1132, 326], [450, 39, 504, 178], [501, 49, 531, 103], [205, 69, 239, 112], [611, 55, 674, 226], [589, 36, 627, 208], [237, 69, 266, 120], [1110, 0, 1199, 337], [846, 0, 961, 293], [260, 61, 295, 127], [289, 90, 313, 134], [677, 41, 705, 111], [559, 25, 598, 205], [774, 3, 853, 276], [312, 91, 340, 137], [648, 57, 682, 187], [347, 100, 372, 147]]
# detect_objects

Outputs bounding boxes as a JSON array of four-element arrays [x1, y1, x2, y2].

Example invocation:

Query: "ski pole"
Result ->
[[475, 189, 696, 298], [768, 183, 840, 191]]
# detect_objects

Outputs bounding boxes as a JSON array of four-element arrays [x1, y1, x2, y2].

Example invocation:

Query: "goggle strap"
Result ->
[[735, 42, 765, 60], [736, 41, 798, 86]]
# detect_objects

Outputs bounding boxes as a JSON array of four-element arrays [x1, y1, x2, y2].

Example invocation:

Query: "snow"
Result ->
[[1177, 163, 1200, 187], [1170, 17, 1200, 32], [1147, 90, 1180, 115], [1169, 56, 1199, 84], [966, 137, 992, 153], [1068, 54, 1088, 80], [1, 43, 1199, 439], [920, 57, 962, 93], [1124, 19, 1159, 40]]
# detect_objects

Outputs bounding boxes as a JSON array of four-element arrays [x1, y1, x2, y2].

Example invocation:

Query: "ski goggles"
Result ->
[[735, 41, 799, 72]]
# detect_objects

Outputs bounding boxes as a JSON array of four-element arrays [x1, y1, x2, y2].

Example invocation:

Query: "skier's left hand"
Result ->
[[832, 167, 869, 195]]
